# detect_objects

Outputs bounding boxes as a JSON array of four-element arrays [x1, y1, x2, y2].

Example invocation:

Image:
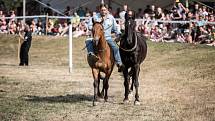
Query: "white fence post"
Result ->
[[23, 0, 26, 23], [69, 24, 73, 73]]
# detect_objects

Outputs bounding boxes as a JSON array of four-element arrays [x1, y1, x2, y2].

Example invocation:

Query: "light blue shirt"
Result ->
[[88, 13, 121, 40], [197, 20, 206, 27]]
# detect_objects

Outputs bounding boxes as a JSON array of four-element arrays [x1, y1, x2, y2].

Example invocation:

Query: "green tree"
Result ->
[[0, 0, 22, 11]]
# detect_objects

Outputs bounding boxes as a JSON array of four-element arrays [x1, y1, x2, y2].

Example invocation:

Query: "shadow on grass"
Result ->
[[0, 64, 18, 66], [23, 94, 93, 103]]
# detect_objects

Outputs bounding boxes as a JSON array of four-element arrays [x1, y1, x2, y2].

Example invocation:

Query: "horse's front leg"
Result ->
[[104, 73, 111, 102], [128, 69, 134, 92], [92, 68, 99, 106], [133, 64, 141, 105], [97, 73, 102, 98], [123, 68, 130, 103], [98, 73, 105, 98], [128, 68, 134, 100]]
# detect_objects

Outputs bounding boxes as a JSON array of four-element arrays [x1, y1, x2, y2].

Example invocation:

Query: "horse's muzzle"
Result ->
[[93, 37, 99, 46]]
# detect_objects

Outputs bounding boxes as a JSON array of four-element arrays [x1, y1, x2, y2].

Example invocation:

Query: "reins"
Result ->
[[82, 18, 112, 51], [116, 32, 138, 52]]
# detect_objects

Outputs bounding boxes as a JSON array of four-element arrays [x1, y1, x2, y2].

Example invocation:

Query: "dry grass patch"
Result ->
[[0, 34, 214, 121]]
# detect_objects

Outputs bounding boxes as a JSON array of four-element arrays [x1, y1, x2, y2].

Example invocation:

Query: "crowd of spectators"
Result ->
[[136, 3, 215, 46], [0, 2, 215, 46]]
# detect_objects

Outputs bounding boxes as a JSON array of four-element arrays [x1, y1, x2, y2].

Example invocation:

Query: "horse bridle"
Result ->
[[97, 24, 112, 52], [83, 20, 113, 52], [116, 32, 138, 52], [93, 23, 108, 52]]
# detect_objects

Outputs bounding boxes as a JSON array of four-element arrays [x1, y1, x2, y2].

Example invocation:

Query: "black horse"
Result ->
[[119, 10, 147, 105]]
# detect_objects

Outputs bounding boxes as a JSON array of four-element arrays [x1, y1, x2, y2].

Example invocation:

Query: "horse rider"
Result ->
[[85, 4, 124, 72], [19, 24, 32, 66]]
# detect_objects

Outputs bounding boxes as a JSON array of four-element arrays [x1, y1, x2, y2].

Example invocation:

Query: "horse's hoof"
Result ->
[[123, 99, 129, 104], [128, 92, 133, 101], [134, 101, 141, 106], [93, 101, 99, 106], [97, 97, 104, 102], [98, 94, 104, 99]]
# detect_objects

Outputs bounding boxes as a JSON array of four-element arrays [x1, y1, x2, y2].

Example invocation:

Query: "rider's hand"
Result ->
[[116, 34, 121, 39], [115, 34, 121, 43]]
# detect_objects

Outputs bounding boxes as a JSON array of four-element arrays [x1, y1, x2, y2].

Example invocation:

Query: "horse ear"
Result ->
[[125, 10, 135, 20], [125, 12, 128, 20], [92, 18, 95, 24], [132, 11, 136, 20]]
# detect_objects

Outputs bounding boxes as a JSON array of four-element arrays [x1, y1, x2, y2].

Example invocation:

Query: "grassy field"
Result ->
[[0, 34, 215, 121]]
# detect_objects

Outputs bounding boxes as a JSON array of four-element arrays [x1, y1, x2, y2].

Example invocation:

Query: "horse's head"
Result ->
[[92, 19, 104, 46], [124, 10, 136, 44], [125, 10, 136, 31]]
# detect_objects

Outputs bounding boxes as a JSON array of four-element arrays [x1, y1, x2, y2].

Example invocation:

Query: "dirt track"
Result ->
[[0, 35, 214, 121]]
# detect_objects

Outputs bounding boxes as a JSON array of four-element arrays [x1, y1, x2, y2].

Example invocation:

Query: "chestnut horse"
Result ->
[[87, 21, 115, 106]]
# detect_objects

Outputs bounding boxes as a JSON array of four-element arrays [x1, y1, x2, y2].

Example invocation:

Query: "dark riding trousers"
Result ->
[[20, 31, 32, 65]]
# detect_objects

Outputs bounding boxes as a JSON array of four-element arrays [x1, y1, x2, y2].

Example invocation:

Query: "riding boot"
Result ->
[[86, 38, 99, 61], [88, 52, 99, 62], [117, 63, 125, 72]]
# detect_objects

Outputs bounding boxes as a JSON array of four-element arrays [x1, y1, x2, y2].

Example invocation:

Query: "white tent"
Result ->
[[40, 0, 175, 12], [40, 0, 214, 13]]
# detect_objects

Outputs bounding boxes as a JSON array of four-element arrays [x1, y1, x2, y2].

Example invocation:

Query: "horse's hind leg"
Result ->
[[104, 74, 111, 102], [128, 69, 134, 92], [98, 73, 105, 98], [123, 68, 130, 103], [97, 73, 103, 98], [127, 69, 134, 101], [128, 81, 134, 101], [133, 64, 141, 105]]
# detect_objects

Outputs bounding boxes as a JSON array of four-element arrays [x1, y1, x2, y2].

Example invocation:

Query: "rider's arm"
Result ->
[[87, 18, 93, 30]]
